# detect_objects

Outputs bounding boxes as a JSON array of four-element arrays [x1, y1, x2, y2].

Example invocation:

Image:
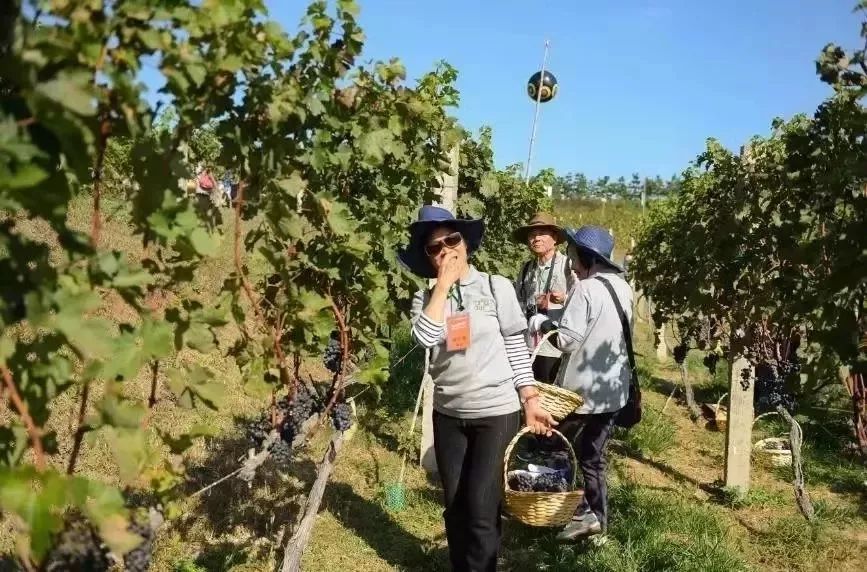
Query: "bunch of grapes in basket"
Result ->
[[507, 434, 573, 493]]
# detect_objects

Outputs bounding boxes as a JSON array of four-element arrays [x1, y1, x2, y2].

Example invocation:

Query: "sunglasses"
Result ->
[[424, 231, 463, 257]]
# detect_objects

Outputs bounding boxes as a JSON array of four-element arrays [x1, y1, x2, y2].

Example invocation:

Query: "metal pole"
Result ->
[[525, 39, 550, 184]]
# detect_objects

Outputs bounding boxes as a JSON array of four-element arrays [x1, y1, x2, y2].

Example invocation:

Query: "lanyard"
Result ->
[[535, 253, 557, 294], [448, 285, 465, 312]]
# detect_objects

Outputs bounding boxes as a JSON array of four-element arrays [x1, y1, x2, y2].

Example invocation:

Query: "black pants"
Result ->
[[561, 411, 617, 529], [434, 410, 521, 572], [532, 355, 561, 384]]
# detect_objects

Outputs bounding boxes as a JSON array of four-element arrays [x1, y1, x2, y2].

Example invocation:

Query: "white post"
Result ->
[[524, 40, 550, 184], [656, 324, 667, 361], [641, 180, 647, 214], [724, 355, 755, 492]]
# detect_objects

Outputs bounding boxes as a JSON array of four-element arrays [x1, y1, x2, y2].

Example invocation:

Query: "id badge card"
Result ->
[[446, 313, 471, 352]]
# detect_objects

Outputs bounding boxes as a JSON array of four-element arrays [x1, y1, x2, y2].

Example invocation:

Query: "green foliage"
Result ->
[[554, 198, 643, 257], [456, 128, 552, 278], [0, 0, 471, 563], [630, 15, 867, 403], [553, 171, 681, 200]]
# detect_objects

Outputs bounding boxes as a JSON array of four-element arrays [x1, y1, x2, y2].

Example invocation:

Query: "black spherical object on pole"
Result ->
[[527, 70, 558, 103]]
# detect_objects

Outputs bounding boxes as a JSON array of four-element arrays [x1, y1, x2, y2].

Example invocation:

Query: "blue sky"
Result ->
[[149, 1, 863, 180]]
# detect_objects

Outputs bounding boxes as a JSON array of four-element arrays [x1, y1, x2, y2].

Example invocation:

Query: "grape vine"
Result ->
[[0, 0, 491, 567], [631, 11, 867, 409]]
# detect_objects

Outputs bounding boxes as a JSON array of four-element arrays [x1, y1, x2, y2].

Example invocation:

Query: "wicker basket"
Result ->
[[753, 437, 792, 467], [503, 427, 584, 527], [534, 382, 584, 420], [530, 329, 584, 420]]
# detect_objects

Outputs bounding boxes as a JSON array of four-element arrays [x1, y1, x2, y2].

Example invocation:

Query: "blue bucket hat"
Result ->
[[565, 225, 624, 272], [397, 205, 484, 278]]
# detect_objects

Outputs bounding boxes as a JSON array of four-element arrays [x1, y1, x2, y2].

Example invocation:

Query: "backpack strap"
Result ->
[[541, 253, 556, 294], [518, 260, 532, 303], [595, 276, 638, 389]]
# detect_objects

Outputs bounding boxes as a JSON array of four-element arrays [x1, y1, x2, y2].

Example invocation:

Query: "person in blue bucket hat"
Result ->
[[530, 225, 636, 543], [399, 205, 556, 572]]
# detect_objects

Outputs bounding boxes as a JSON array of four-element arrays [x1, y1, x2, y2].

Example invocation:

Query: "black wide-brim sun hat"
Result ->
[[397, 205, 484, 279], [565, 225, 624, 272]]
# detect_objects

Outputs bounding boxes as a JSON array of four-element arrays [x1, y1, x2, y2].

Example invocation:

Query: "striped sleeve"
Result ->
[[504, 332, 535, 389], [411, 312, 445, 348]]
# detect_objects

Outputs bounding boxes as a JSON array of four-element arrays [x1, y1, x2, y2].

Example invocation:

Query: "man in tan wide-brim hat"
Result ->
[[512, 212, 576, 384]]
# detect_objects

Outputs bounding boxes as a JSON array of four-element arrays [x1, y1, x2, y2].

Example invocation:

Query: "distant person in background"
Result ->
[[399, 205, 556, 572], [530, 226, 634, 542], [512, 213, 576, 383], [194, 164, 216, 213], [222, 171, 237, 205]]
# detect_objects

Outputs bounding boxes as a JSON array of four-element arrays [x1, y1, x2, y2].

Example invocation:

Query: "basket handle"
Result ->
[[529, 328, 559, 367], [502, 425, 579, 490]]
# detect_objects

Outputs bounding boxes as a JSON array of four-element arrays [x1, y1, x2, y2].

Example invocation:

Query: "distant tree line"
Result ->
[[551, 171, 682, 200]]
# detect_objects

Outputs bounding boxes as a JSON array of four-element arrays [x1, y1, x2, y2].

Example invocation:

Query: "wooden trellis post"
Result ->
[[656, 324, 667, 361], [724, 354, 755, 492]]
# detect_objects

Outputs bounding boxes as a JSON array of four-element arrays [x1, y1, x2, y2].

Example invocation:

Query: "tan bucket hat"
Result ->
[[512, 212, 567, 244]]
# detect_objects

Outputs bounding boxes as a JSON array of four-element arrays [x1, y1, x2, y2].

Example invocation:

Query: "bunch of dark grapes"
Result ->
[[703, 353, 720, 375], [673, 344, 688, 364], [43, 514, 110, 572], [739, 367, 752, 391], [754, 362, 798, 414], [124, 517, 155, 572], [268, 439, 293, 465], [507, 472, 569, 493], [331, 402, 353, 432], [323, 332, 342, 373], [244, 385, 323, 465], [278, 385, 322, 444], [245, 415, 271, 445], [531, 473, 569, 493], [507, 473, 534, 492]]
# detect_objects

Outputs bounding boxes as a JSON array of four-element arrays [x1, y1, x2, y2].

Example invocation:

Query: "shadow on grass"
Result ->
[[177, 419, 316, 542], [645, 374, 728, 410], [611, 442, 718, 497], [0, 556, 22, 572], [192, 540, 252, 572], [322, 482, 449, 571]]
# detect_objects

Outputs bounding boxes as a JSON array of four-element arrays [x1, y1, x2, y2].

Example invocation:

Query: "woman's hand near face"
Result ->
[[437, 252, 462, 290]]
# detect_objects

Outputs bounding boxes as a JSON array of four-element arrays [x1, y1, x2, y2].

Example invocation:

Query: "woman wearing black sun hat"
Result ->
[[398, 205, 557, 571]]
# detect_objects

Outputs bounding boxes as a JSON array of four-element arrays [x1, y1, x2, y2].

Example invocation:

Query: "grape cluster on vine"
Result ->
[[703, 353, 720, 375], [124, 517, 156, 572], [323, 332, 343, 374], [43, 515, 110, 572], [245, 384, 324, 465], [754, 361, 799, 413], [331, 401, 353, 432], [739, 367, 752, 391], [673, 344, 688, 364]]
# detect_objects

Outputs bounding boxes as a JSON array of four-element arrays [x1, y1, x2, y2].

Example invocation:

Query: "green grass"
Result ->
[[616, 407, 677, 458], [503, 484, 748, 572], [719, 486, 789, 509]]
